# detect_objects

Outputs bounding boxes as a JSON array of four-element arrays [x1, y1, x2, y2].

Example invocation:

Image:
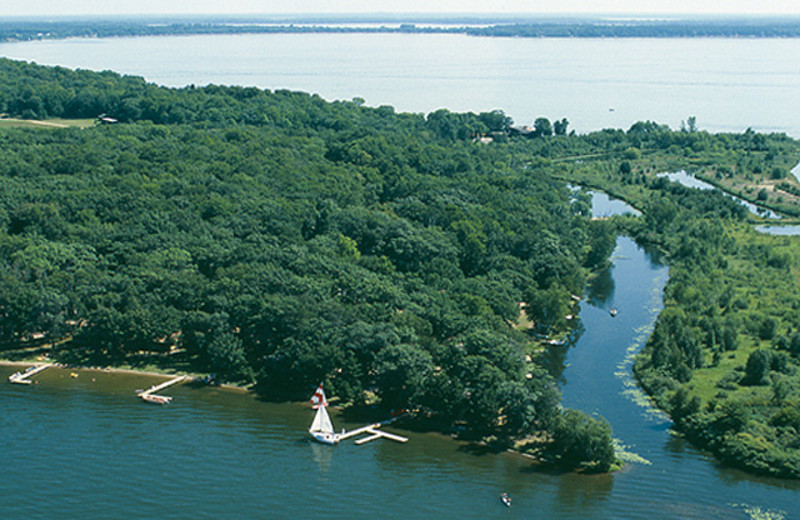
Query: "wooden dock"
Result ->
[[8, 363, 55, 384], [339, 422, 382, 441], [354, 428, 409, 445], [137, 375, 187, 404], [340, 417, 409, 445], [139, 375, 187, 396]]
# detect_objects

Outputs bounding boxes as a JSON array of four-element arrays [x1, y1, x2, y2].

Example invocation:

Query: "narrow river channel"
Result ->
[[0, 192, 798, 520]]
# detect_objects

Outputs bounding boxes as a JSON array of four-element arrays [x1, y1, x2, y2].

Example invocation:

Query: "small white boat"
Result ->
[[501, 493, 512, 507], [610, 308, 618, 317], [309, 382, 340, 445], [141, 393, 172, 405]]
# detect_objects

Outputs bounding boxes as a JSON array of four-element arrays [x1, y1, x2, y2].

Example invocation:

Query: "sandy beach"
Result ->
[[0, 359, 249, 393]]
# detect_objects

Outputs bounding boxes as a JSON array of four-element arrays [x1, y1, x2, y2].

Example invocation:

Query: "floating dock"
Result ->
[[8, 363, 55, 384], [136, 375, 187, 404]]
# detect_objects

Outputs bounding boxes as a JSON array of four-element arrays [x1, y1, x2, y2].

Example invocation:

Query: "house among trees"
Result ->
[[509, 125, 534, 137]]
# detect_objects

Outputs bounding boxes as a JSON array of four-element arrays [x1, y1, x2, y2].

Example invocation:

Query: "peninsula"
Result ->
[[1, 57, 799, 477]]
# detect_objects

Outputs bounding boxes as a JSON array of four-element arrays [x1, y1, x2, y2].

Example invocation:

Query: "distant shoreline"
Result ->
[[4, 18, 800, 43]]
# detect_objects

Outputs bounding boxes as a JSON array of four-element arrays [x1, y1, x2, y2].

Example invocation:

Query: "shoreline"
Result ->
[[0, 359, 620, 473], [0, 359, 251, 393]]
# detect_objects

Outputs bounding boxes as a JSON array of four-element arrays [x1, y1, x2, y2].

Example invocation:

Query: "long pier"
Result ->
[[8, 363, 55, 384], [137, 375, 187, 404], [139, 375, 187, 396]]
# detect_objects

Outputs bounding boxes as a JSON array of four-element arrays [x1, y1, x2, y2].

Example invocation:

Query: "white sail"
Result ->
[[310, 404, 335, 435]]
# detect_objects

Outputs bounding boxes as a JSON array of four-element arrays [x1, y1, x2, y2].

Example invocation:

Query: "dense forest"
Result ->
[[0, 58, 615, 471], [2, 58, 800, 478], [3, 17, 800, 42]]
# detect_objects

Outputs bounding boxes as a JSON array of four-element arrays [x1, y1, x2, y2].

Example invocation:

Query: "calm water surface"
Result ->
[[659, 170, 783, 219], [587, 191, 642, 218], [756, 225, 800, 236], [2, 33, 800, 136]]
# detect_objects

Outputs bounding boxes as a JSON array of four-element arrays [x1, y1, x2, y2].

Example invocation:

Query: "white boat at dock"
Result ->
[[141, 393, 172, 405], [136, 375, 186, 404], [309, 382, 341, 445], [307, 382, 409, 446]]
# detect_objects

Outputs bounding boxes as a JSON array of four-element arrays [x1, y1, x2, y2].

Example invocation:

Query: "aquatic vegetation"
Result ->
[[730, 503, 787, 520], [612, 438, 652, 466], [614, 285, 671, 423]]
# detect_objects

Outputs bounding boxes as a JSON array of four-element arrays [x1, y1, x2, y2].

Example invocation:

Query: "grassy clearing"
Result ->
[[688, 342, 754, 404]]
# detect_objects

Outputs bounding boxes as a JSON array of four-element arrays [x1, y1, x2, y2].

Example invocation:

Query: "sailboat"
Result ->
[[309, 382, 341, 445]]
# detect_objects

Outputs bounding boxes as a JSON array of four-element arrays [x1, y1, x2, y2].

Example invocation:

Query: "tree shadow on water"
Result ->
[[586, 265, 615, 306], [457, 442, 508, 456]]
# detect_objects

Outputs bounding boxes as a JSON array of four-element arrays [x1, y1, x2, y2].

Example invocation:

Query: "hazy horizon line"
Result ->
[[3, 12, 800, 21]]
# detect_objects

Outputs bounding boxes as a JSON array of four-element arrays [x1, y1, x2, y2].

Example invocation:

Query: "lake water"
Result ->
[[2, 31, 800, 519], [587, 190, 642, 218], [659, 170, 783, 219], [2, 33, 800, 136], [756, 225, 800, 236]]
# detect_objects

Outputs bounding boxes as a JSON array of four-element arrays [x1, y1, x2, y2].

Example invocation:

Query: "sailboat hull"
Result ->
[[310, 431, 340, 445]]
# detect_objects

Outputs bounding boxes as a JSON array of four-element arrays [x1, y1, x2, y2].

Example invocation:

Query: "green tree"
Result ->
[[534, 117, 553, 137], [205, 332, 253, 383], [742, 349, 772, 386], [770, 375, 790, 405], [526, 284, 570, 334], [478, 109, 512, 133], [374, 343, 434, 410], [713, 399, 750, 433], [553, 118, 569, 136], [584, 220, 617, 269], [549, 409, 615, 471]]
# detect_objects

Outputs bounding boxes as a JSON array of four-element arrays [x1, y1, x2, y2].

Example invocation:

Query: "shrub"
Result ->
[[742, 349, 772, 386]]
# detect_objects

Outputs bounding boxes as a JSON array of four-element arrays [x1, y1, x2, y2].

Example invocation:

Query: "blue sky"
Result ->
[[5, 0, 800, 17]]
